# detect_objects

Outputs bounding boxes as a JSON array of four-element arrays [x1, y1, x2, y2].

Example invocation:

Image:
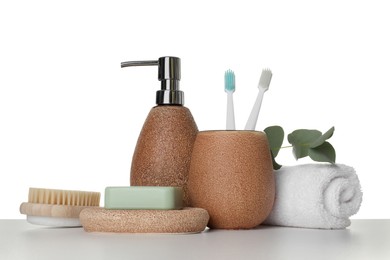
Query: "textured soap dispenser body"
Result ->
[[131, 105, 198, 206], [122, 57, 198, 206]]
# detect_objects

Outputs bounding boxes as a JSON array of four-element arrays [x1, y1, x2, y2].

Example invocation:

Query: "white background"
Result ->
[[1, 0, 389, 219]]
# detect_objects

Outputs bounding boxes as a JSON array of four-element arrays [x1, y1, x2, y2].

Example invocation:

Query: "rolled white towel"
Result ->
[[263, 164, 363, 229]]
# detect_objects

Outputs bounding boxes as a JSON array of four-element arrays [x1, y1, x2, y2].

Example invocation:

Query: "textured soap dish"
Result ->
[[80, 207, 209, 233]]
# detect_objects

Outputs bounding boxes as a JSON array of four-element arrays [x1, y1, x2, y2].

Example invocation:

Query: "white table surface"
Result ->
[[1, 219, 389, 260]]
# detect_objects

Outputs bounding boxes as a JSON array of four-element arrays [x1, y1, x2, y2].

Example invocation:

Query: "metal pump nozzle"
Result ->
[[121, 56, 184, 105]]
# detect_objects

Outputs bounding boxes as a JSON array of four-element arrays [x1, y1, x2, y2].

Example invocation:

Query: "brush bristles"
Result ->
[[28, 188, 100, 206], [259, 68, 272, 90], [224, 69, 235, 93]]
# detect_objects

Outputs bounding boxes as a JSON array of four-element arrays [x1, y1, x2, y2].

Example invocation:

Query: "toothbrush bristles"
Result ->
[[224, 69, 235, 93], [259, 68, 272, 91]]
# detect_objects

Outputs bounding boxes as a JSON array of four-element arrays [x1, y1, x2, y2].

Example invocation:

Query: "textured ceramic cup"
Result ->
[[188, 130, 275, 229]]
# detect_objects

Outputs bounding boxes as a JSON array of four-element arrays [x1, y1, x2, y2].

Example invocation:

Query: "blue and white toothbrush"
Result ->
[[244, 69, 272, 130], [225, 70, 236, 130]]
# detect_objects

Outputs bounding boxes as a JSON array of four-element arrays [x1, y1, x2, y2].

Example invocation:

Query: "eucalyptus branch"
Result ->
[[264, 126, 336, 170]]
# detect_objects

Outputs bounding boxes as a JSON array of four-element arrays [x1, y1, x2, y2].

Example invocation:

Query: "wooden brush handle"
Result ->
[[20, 202, 97, 218]]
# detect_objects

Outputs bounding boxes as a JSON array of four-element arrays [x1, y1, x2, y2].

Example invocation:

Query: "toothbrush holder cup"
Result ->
[[188, 130, 275, 229]]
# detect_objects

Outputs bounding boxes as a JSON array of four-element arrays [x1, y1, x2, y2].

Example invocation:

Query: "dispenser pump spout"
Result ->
[[121, 56, 183, 105]]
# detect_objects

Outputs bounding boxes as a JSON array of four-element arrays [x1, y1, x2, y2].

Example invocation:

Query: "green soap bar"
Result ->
[[104, 186, 183, 210]]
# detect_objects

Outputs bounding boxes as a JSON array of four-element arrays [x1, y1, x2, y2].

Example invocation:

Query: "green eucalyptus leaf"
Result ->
[[270, 151, 282, 170], [310, 126, 335, 148], [264, 125, 284, 157], [287, 129, 322, 159], [308, 141, 336, 163]]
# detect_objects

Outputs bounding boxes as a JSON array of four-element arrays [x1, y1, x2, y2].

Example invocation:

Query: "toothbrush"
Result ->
[[225, 70, 236, 130], [244, 69, 272, 130]]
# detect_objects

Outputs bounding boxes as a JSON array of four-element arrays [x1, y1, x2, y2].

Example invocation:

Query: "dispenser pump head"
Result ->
[[121, 56, 184, 105]]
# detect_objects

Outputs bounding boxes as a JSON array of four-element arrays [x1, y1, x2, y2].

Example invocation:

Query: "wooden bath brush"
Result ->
[[20, 187, 100, 227]]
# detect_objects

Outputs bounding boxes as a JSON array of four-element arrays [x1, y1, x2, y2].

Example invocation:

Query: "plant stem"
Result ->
[[274, 143, 312, 151]]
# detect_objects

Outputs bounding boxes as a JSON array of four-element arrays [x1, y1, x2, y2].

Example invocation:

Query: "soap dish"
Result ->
[[79, 207, 209, 234]]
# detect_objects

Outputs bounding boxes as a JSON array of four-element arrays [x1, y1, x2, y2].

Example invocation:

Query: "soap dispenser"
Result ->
[[121, 56, 198, 206]]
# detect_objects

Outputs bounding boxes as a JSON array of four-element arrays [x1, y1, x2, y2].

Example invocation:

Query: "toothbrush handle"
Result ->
[[244, 90, 264, 130], [226, 92, 235, 130]]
